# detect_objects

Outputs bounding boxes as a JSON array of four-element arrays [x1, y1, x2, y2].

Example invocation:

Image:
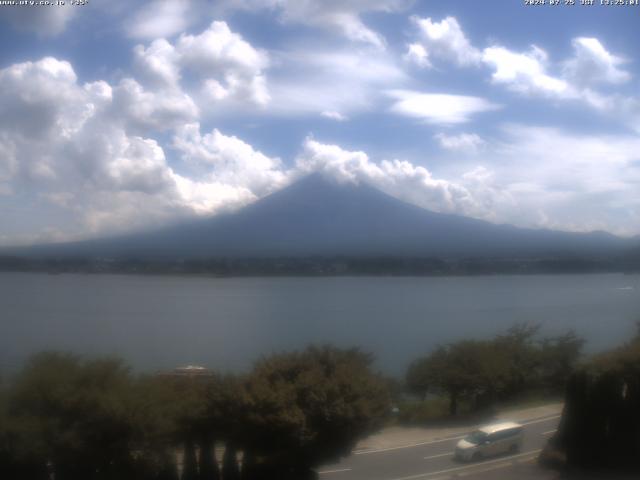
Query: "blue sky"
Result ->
[[0, 0, 639, 245]]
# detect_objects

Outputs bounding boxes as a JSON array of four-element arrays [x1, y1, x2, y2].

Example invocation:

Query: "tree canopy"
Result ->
[[406, 324, 584, 416], [0, 346, 391, 480]]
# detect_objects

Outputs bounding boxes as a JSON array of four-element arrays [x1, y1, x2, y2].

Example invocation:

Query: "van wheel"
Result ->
[[471, 452, 483, 462]]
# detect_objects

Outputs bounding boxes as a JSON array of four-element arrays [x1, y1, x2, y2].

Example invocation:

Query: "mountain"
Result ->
[[6, 174, 636, 260]]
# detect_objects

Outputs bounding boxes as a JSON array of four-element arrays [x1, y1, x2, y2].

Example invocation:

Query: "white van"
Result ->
[[454, 421, 524, 461]]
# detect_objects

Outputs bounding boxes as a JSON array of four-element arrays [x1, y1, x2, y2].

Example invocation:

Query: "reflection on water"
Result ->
[[0, 272, 638, 375]]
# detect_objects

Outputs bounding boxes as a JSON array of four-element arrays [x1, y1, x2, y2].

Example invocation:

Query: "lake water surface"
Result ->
[[1, 272, 639, 376]]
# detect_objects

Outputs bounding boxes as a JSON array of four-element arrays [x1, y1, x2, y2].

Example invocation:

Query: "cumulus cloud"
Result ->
[[403, 43, 430, 68], [133, 38, 182, 88], [482, 45, 571, 97], [388, 90, 500, 125], [134, 21, 270, 108], [408, 16, 481, 67], [0, 56, 281, 242], [405, 15, 635, 129], [296, 109, 638, 235], [1, 55, 638, 242], [480, 40, 638, 131], [564, 37, 631, 86], [435, 133, 486, 154], [172, 123, 289, 197], [0, 55, 510, 242], [295, 137, 507, 221], [112, 78, 199, 132], [0, 4, 77, 36], [219, 0, 412, 48]]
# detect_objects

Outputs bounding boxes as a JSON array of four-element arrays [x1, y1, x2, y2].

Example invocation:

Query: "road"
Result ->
[[317, 414, 560, 480]]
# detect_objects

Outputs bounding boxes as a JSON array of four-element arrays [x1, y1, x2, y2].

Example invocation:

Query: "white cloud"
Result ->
[[172, 123, 289, 197], [321, 111, 348, 121], [403, 43, 430, 68], [295, 137, 506, 221], [388, 90, 500, 125], [1, 57, 638, 242], [133, 39, 181, 88], [112, 78, 199, 132], [403, 15, 636, 131], [134, 21, 270, 108], [476, 124, 640, 234], [0, 5, 76, 36], [409, 16, 481, 67], [479, 40, 638, 132], [177, 21, 268, 77], [564, 37, 631, 86], [219, 0, 412, 48], [435, 133, 486, 154], [0, 56, 285, 242], [125, 0, 192, 39], [268, 48, 407, 116], [482, 45, 571, 97]]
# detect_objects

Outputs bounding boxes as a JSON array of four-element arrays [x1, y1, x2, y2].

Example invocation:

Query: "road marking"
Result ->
[[542, 429, 556, 435], [318, 468, 352, 475], [354, 435, 467, 455], [520, 414, 561, 426], [458, 460, 513, 476], [353, 414, 560, 456], [423, 452, 452, 460], [386, 449, 542, 480]]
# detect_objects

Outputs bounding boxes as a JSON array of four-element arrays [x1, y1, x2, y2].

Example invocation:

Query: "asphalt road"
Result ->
[[317, 414, 561, 480]]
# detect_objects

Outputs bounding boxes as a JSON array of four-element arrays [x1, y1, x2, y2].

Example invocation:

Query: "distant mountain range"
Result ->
[[4, 174, 638, 266]]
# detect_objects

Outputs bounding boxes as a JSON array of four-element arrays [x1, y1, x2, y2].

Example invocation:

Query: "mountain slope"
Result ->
[[9, 174, 635, 259]]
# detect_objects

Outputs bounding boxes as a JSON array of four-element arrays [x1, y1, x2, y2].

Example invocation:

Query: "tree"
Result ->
[[239, 346, 390, 478], [538, 330, 585, 393], [221, 442, 240, 480], [406, 341, 509, 415], [407, 324, 586, 418], [199, 435, 219, 480], [494, 323, 541, 397], [548, 326, 640, 471], [7, 352, 139, 480], [405, 356, 433, 401]]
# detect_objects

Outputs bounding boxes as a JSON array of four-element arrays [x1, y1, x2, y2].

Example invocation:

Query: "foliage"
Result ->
[[406, 324, 584, 417], [0, 346, 390, 479], [396, 397, 458, 424], [4, 352, 140, 480], [240, 346, 390, 473], [552, 324, 640, 471]]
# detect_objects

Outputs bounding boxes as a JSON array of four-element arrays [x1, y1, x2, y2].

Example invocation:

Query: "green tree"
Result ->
[[7, 352, 139, 480], [538, 330, 585, 393], [240, 346, 390, 478], [493, 323, 542, 397], [406, 341, 509, 415]]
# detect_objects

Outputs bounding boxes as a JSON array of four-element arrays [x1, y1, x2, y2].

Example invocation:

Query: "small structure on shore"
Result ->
[[158, 364, 216, 378]]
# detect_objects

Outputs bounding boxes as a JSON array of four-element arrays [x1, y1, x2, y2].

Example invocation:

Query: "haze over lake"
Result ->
[[1, 272, 638, 376]]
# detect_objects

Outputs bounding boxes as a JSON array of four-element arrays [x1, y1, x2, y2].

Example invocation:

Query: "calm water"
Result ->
[[1, 273, 639, 376]]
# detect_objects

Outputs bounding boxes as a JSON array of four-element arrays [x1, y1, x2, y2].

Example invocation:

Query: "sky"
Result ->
[[0, 0, 639, 246]]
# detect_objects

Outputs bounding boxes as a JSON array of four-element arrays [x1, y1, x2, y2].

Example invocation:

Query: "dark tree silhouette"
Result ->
[[547, 327, 640, 472], [182, 438, 198, 480], [199, 435, 219, 480], [221, 443, 240, 480]]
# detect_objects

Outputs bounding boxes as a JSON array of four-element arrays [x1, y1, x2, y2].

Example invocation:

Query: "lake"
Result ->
[[1, 272, 638, 376]]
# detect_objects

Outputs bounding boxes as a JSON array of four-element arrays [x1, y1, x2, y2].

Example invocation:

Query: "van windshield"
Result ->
[[465, 430, 488, 445]]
